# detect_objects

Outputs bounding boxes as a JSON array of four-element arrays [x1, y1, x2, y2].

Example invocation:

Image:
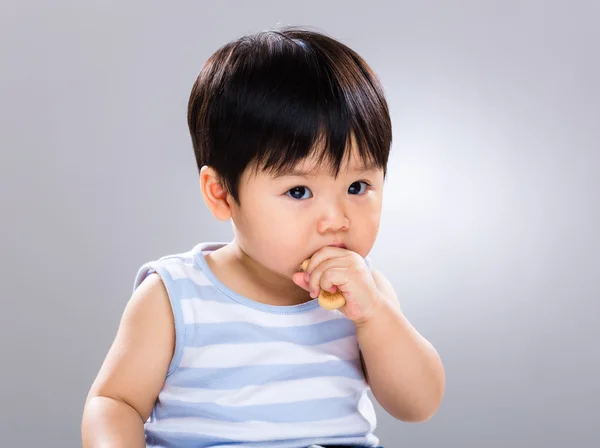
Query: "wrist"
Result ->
[[353, 292, 391, 329]]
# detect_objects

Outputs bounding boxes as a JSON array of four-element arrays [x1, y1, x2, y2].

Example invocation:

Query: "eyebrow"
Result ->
[[271, 164, 379, 179]]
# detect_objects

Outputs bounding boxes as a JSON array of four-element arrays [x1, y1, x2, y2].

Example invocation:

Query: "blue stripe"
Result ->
[[168, 359, 365, 389], [186, 318, 356, 346], [145, 429, 234, 448], [154, 395, 360, 423], [145, 428, 375, 448]]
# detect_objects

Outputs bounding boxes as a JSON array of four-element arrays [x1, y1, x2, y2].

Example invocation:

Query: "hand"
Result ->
[[292, 246, 382, 324]]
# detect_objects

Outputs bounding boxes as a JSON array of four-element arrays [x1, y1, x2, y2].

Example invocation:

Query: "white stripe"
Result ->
[[165, 262, 211, 285], [159, 376, 367, 407], [146, 413, 373, 442], [179, 336, 359, 368], [358, 390, 378, 432], [181, 297, 345, 326]]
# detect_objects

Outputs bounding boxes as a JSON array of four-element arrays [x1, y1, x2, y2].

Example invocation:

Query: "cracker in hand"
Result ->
[[300, 259, 346, 310]]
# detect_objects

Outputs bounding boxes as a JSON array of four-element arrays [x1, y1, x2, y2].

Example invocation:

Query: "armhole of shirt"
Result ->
[[133, 259, 186, 377]]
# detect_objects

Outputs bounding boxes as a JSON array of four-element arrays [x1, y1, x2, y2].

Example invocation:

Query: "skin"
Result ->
[[82, 146, 445, 448]]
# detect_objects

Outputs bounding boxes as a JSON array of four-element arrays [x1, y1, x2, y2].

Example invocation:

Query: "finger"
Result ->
[[304, 246, 349, 274], [292, 272, 311, 292], [308, 258, 351, 297], [318, 267, 349, 292]]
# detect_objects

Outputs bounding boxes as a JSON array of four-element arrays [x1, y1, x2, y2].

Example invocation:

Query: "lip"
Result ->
[[328, 243, 347, 249]]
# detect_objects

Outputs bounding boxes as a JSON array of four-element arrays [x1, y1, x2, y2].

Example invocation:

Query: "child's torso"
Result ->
[[134, 242, 379, 448]]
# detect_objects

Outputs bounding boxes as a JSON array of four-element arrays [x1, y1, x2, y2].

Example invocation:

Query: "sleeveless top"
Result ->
[[133, 242, 379, 448]]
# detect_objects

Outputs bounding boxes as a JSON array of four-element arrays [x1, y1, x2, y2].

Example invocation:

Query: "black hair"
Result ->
[[188, 27, 392, 203]]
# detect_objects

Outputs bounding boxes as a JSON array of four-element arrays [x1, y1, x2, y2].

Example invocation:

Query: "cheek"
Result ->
[[235, 200, 308, 270], [360, 215, 380, 245], [259, 206, 310, 252], [351, 201, 382, 255], [248, 200, 305, 237]]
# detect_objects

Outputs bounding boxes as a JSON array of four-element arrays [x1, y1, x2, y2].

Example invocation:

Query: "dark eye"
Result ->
[[348, 181, 369, 195], [286, 186, 313, 200]]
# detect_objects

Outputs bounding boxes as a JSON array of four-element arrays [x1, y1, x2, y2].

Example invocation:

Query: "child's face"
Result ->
[[230, 149, 384, 278]]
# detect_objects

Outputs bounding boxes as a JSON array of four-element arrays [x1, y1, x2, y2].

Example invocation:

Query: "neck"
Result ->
[[209, 241, 311, 306]]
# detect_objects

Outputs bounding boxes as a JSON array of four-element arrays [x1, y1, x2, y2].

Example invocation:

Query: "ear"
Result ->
[[200, 166, 233, 221]]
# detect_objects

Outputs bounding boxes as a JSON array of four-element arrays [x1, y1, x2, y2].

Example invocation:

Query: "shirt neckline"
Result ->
[[192, 241, 321, 314]]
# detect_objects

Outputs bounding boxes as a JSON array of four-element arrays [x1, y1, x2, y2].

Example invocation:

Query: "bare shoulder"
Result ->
[[127, 272, 172, 318], [86, 273, 175, 421], [118, 272, 175, 342]]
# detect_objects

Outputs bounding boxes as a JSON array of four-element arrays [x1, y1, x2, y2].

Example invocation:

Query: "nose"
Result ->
[[317, 202, 350, 234]]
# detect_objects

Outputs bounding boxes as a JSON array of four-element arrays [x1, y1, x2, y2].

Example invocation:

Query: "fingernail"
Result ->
[[304, 273, 310, 282]]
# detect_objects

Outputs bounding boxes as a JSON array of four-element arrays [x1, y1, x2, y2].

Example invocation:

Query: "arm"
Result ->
[[82, 274, 175, 447], [357, 269, 445, 422]]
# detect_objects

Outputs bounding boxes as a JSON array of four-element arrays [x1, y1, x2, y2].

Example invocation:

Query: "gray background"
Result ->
[[1, 1, 598, 447]]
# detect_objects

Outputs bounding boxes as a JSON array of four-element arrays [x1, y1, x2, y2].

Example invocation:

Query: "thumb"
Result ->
[[292, 272, 310, 291]]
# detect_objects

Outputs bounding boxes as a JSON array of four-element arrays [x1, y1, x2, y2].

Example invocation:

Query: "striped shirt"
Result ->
[[133, 242, 379, 448]]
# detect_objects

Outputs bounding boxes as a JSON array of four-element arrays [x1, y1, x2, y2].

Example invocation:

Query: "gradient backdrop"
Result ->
[[1, 1, 599, 447]]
